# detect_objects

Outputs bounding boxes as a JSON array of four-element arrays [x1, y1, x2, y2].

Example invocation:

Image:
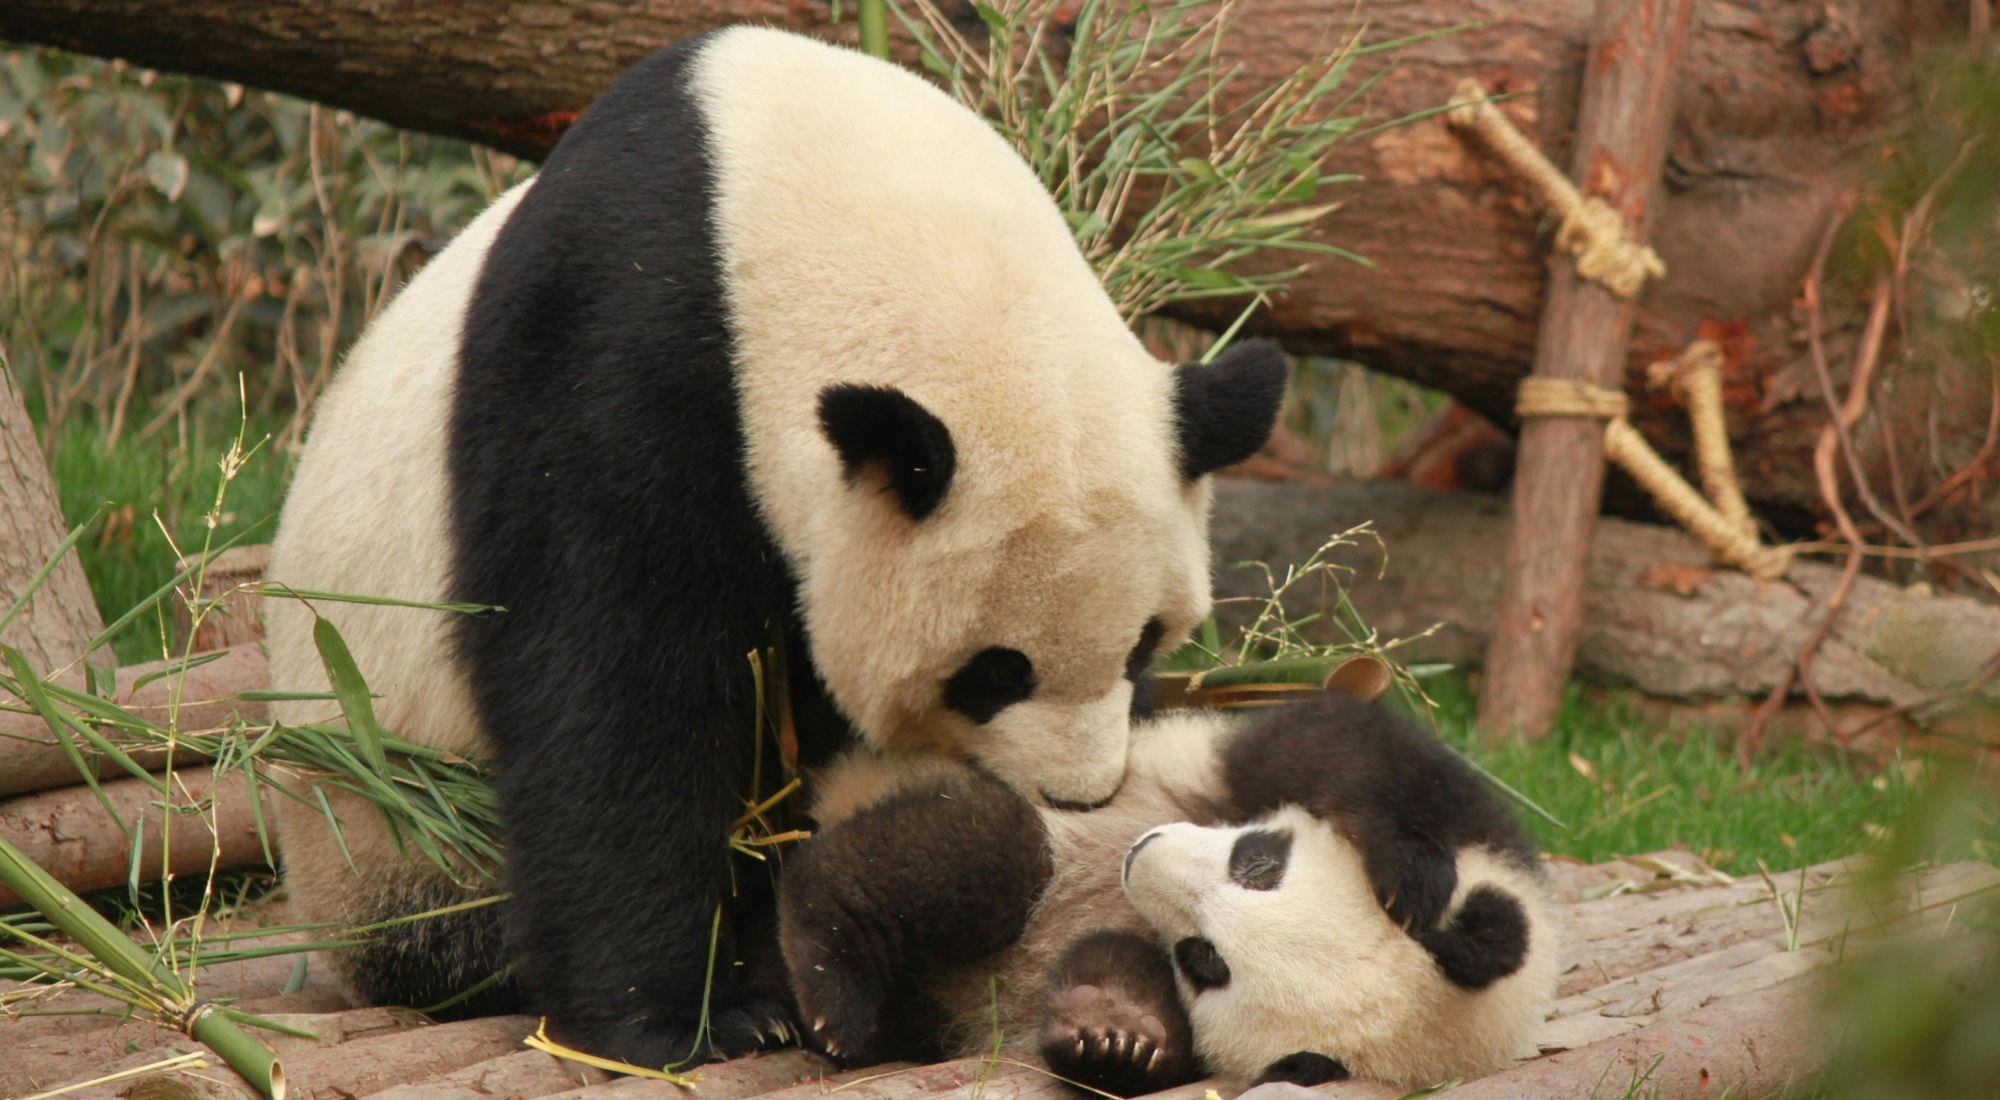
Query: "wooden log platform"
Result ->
[[5, 851, 1992, 1100]]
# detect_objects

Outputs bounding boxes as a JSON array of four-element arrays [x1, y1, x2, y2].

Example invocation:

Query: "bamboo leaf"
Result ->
[[311, 617, 389, 775]]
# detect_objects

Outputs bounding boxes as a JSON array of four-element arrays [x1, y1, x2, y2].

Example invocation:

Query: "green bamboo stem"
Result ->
[[859, 0, 889, 59], [0, 835, 285, 1098], [1186, 654, 1380, 691]]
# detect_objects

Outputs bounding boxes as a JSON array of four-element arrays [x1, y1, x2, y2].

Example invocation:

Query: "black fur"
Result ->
[[942, 646, 1037, 724], [1039, 930, 1198, 1096], [1171, 936, 1231, 992], [1219, 693, 1538, 940], [779, 769, 1054, 1066], [449, 35, 842, 1064], [1226, 827, 1292, 891], [1256, 1051, 1350, 1086], [1125, 618, 1166, 720], [331, 877, 524, 1019], [1415, 884, 1530, 990], [817, 384, 958, 520], [1170, 340, 1288, 480]]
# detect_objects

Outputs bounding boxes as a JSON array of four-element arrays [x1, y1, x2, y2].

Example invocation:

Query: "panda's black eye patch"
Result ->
[[944, 647, 1036, 724], [1123, 617, 1166, 683], [1173, 936, 1231, 991], [1228, 828, 1292, 891]]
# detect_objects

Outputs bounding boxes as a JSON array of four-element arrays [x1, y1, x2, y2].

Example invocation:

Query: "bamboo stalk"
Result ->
[[0, 835, 285, 1098]]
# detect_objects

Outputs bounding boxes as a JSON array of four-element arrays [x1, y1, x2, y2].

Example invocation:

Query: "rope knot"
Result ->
[[1516, 377, 1630, 421], [1447, 78, 1665, 299]]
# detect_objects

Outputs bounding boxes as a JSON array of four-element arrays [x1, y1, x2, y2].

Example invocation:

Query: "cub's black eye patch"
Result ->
[[944, 647, 1036, 724], [1172, 936, 1230, 992], [1123, 618, 1166, 682], [1228, 828, 1292, 891]]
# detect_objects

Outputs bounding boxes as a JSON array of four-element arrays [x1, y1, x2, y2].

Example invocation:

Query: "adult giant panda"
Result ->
[[780, 694, 1558, 1094], [264, 27, 1286, 1066]]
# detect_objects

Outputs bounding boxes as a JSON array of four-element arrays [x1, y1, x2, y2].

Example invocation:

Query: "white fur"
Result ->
[[1125, 808, 1559, 1086], [264, 183, 533, 943], [696, 29, 1213, 804]]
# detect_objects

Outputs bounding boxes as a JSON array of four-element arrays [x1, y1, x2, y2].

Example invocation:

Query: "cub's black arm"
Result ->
[[778, 768, 1052, 1064], [1217, 694, 1534, 936]]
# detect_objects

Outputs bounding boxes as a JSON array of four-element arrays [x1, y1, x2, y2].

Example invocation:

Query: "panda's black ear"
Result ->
[[1255, 1051, 1350, 1087], [1171, 339, 1289, 481], [818, 384, 957, 520]]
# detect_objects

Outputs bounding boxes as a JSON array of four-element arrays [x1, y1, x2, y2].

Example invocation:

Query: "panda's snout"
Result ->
[[1123, 828, 1164, 882]]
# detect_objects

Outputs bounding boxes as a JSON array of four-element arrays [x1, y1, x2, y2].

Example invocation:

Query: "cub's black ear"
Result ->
[[1255, 1051, 1350, 1087], [818, 384, 957, 520], [1171, 339, 1288, 481]]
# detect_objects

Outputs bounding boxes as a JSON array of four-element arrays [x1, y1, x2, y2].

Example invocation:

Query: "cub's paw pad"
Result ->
[[1039, 983, 1189, 1095]]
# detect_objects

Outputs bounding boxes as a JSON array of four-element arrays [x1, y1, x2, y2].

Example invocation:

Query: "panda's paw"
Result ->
[[1039, 982, 1194, 1096], [790, 970, 891, 1067], [704, 995, 805, 1057]]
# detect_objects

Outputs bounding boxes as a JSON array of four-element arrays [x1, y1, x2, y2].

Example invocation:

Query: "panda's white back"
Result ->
[[265, 183, 532, 760]]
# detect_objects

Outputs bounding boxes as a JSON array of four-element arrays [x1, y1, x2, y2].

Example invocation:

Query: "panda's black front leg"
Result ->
[[497, 717, 794, 1068], [778, 770, 1051, 1065], [1039, 930, 1197, 1096]]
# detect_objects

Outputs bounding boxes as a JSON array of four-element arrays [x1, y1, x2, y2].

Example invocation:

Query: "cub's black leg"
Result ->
[[1039, 930, 1197, 1096], [779, 770, 1052, 1065]]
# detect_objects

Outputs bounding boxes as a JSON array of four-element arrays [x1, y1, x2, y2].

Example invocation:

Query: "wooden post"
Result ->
[[1477, 0, 1695, 739], [1, 366, 106, 673]]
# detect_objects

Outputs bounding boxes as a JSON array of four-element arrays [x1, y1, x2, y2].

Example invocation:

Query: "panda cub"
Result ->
[[779, 694, 1557, 1094]]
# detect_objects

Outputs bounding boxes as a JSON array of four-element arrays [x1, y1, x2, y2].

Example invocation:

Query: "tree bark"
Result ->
[[0, 768, 273, 907], [1210, 479, 2000, 720], [1, 366, 105, 673], [0, 641, 269, 798], [1480, 0, 1695, 739], [0, 1, 1981, 532]]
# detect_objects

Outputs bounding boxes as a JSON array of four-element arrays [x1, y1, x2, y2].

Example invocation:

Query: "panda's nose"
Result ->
[[1123, 829, 1163, 882]]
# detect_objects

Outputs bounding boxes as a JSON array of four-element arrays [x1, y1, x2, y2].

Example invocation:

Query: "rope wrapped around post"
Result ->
[[1515, 375, 1792, 580], [1446, 79, 1667, 299], [1648, 340, 1757, 541]]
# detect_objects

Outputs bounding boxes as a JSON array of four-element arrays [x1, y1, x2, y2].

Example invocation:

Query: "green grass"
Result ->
[[1410, 676, 1991, 876], [41, 412, 292, 664]]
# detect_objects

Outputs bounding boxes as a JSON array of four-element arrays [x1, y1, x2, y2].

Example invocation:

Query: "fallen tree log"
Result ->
[[0, 642, 268, 798], [0, 768, 273, 906], [0, 0, 1987, 535], [359, 1049, 614, 1100], [58, 1014, 540, 1100], [1209, 479, 2000, 729]]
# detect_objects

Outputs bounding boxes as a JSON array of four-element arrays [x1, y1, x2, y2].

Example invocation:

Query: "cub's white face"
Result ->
[[1121, 807, 1431, 1082], [1121, 806, 1551, 1086]]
